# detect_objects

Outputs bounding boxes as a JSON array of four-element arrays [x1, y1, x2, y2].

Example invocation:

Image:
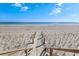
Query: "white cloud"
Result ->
[[56, 3, 63, 7], [21, 6, 29, 11], [12, 3, 22, 7], [11, 3, 29, 11], [49, 7, 62, 15], [49, 3, 63, 16]]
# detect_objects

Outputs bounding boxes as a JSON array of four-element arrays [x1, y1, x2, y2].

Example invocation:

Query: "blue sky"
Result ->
[[0, 3, 79, 22]]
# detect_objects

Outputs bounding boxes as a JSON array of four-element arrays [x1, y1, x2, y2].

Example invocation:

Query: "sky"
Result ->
[[0, 3, 79, 22]]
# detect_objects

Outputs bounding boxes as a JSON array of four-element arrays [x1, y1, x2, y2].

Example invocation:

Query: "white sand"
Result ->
[[0, 25, 79, 56]]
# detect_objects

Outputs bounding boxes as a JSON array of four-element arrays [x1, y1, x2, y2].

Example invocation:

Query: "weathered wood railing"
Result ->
[[48, 48, 79, 56], [0, 48, 32, 56]]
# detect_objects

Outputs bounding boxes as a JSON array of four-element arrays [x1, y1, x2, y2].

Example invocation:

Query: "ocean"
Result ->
[[0, 22, 78, 26]]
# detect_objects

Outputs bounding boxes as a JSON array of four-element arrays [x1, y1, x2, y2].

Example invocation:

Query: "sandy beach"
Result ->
[[0, 25, 79, 56]]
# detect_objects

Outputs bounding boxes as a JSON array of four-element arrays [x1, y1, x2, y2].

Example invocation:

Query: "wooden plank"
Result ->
[[48, 48, 79, 56], [0, 48, 32, 55], [52, 48, 79, 53]]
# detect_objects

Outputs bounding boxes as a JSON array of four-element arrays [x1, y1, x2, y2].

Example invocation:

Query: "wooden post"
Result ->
[[24, 49, 27, 56], [49, 48, 53, 56]]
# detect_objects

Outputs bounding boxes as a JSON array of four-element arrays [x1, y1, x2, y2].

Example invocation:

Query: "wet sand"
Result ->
[[0, 25, 79, 31]]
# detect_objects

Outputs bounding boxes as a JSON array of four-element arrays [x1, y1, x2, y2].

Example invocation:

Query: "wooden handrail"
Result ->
[[48, 48, 79, 56], [0, 48, 32, 55], [53, 48, 79, 53]]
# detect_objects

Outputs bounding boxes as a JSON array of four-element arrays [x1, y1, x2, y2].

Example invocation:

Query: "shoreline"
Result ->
[[0, 25, 79, 31]]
